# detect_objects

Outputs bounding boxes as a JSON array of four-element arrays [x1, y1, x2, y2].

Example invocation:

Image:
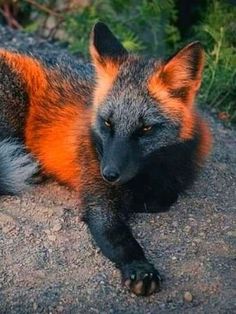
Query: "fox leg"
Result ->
[[83, 191, 162, 296]]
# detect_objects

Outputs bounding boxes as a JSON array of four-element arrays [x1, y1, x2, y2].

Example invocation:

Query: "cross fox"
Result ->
[[0, 22, 211, 296]]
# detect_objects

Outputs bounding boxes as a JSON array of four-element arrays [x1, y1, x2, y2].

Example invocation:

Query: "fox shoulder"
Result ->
[[0, 49, 48, 99]]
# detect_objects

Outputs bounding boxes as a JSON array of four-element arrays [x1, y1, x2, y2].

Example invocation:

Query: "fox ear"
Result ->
[[148, 42, 205, 139], [90, 22, 128, 74], [159, 42, 205, 91], [148, 41, 204, 112], [90, 23, 128, 108]]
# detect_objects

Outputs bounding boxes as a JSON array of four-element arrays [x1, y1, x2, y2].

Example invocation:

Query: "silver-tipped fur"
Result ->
[[0, 139, 38, 195]]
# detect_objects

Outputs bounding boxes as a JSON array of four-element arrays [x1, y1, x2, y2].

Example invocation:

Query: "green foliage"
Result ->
[[194, 0, 236, 123], [64, 0, 180, 56], [1, 0, 235, 122]]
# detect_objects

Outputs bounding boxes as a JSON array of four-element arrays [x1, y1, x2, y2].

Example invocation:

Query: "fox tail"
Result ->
[[0, 138, 38, 195]]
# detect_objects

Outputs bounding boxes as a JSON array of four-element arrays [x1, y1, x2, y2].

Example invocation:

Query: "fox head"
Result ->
[[90, 22, 205, 185]]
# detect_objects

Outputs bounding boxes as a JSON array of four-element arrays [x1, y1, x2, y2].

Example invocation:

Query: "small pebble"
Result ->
[[25, 228, 33, 238], [57, 306, 64, 312], [184, 226, 192, 233], [184, 291, 193, 302], [227, 231, 236, 237], [33, 302, 38, 310], [48, 234, 56, 242], [52, 222, 62, 232], [2, 224, 16, 234]]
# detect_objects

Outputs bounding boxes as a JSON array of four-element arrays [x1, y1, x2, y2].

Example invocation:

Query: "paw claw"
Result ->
[[130, 273, 136, 280], [133, 280, 144, 295], [149, 281, 158, 295], [124, 279, 131, 288]]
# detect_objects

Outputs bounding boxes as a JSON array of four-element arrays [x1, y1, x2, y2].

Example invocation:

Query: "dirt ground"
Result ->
[[0, 26, 236, 314]]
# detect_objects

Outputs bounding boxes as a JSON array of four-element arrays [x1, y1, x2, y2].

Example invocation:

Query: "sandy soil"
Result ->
[[0, 26, 235, 314]]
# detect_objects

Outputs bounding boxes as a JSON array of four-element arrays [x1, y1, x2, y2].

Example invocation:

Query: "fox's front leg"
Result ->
[[83, 194, 161, 296]]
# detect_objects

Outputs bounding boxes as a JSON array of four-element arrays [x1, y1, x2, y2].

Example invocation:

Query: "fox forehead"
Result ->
[[97, 57, 172, 133], [115, 56, 159, 87], [99, 93, 166, 131]]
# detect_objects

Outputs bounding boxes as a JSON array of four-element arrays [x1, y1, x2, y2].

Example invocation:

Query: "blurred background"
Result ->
[[0, 0, 235, 122]]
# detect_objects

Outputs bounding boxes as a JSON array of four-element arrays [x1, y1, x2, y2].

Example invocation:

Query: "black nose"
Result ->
[[102, 167, 120, 183]]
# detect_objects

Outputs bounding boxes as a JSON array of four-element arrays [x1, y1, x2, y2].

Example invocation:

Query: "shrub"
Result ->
[[64, 0, 180, 57], [194, 0, 236, 123], [0, 0, 235, 121]]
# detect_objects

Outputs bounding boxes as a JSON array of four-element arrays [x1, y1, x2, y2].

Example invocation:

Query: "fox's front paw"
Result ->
[[121, 261, 162, 296]]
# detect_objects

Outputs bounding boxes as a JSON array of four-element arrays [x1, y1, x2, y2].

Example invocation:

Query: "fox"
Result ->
[[0, 22, 211, 296]]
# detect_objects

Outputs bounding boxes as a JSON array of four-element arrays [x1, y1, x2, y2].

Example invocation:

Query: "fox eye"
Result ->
[[142, 125, 152, 133], [135, 125, 153, 137], [104, 120, 112, 128]]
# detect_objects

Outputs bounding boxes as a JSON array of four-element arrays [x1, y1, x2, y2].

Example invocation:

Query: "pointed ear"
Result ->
[[160, 42, 205, 91], [90, 23, 128, 109], [148, 41, 204, 115], [148, 43, 204, 139], [90, 22, 128, 75]]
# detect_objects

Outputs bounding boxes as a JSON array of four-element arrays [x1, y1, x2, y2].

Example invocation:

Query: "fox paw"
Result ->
[[121, 261, 162, 296]]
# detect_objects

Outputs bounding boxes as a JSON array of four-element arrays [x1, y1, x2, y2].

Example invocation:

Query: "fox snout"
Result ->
[[100, 137, 140, 185]]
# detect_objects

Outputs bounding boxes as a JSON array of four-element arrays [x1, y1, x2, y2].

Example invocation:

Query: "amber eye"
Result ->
[[104, 120, 111, 128], [142, 125, 152, 132]]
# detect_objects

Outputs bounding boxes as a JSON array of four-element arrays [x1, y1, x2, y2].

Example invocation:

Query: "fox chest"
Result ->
[[128, 174, 179, 213]]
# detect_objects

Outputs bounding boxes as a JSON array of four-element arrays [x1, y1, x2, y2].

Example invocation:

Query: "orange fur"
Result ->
[[195, 116, 212, 163], [24, 72, 98, 189], [90, 45, 120, 120], [0, 49, 48, 99], [0, 49, 101, 190], [161, 42, 204, 92], [0, 45, 211, 194], [148, 43, 205, 141], [27, 104, 83, 187], [148, 72, 196, 140]]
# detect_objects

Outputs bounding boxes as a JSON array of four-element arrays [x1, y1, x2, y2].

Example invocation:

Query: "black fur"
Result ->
[[84, 24, 208, 296], [87, 119, 201, 295], [0, 57, 28, 138], [187, 42, 204, 80], [169, 86, 189, 102], [82, 184, 162, 296], [129, 134, 200, 212], [92, 22, 128, 60]]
